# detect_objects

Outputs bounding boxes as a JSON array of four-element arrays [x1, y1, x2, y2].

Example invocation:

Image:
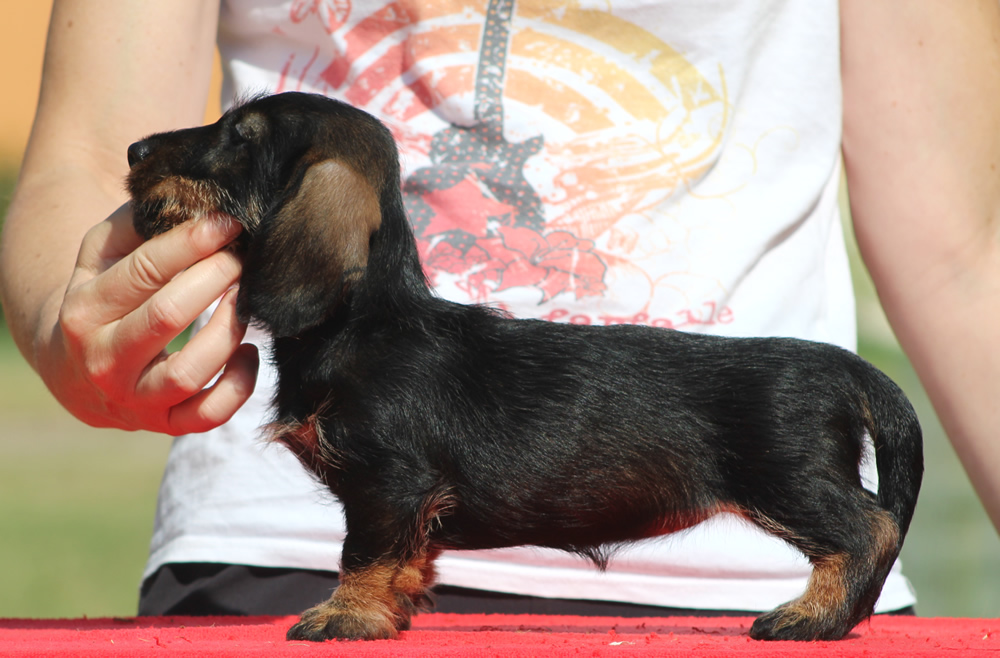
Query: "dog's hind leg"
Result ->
[[745, 494, 901, 641]]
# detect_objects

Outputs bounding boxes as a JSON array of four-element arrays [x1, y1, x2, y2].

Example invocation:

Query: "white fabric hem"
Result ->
[[144, 537, 916, 614]]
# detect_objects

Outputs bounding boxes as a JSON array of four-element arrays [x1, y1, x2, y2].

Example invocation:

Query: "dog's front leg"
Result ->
[[286, 498, 435, 642], [286, 557, 402, 641]]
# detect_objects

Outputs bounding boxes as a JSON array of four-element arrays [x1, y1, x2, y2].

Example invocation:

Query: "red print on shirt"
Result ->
[[276, 0, 731, 317], [290, 0, 352, 34], [281, 0, 608, 305]]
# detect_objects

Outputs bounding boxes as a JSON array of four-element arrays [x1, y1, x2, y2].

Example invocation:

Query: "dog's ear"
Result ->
[[237, 158, 382, 337]]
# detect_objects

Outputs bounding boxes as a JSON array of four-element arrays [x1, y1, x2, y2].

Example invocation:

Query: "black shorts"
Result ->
[[138, 562, 917, 618]]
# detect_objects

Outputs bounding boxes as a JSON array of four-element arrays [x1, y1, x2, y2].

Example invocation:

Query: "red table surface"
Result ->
[[2, 614, 998, 657]]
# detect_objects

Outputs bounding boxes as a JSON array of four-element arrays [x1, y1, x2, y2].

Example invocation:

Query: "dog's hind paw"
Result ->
[[286, 603, 399, 642], [749, 604, 852, 642]]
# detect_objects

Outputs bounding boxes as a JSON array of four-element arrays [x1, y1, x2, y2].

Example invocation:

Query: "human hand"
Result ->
[[36, 204, 259, 434]]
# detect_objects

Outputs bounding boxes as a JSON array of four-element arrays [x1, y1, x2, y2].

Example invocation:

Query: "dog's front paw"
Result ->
[[286, 602, 398, 642], [749, 604, 849, 642]]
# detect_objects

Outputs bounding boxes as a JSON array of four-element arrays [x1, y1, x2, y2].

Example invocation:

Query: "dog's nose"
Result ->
[[127, 140, 152, 168]]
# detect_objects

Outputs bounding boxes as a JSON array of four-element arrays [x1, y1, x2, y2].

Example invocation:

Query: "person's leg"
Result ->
[[138, 563, 339, 616]]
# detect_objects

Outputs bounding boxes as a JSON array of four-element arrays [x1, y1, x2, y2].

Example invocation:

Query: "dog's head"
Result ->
[[127, 92, 398, 337]]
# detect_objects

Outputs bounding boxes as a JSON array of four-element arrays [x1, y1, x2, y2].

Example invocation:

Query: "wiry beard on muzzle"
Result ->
[[128, 175, 263, 240]]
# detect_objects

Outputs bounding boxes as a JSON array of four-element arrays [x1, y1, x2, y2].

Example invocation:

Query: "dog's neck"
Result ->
[[266, 187, 439, 416]]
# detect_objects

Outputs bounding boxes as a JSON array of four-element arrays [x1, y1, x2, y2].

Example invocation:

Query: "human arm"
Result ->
[[0, 0, 258, 434], [841, 0, 1000, 530]]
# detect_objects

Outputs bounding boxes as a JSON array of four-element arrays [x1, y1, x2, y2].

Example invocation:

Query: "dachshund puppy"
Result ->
[[127, 92, 923, 643]]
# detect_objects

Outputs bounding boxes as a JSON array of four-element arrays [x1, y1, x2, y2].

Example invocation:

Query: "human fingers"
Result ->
[[111, 246, 243, 374], [164, 341, 260, 435], [59, 205, 146, 344], [58, 245, 242, 416], [136, 285, 251, 408], [55, 208, 244, 432], [70, 203, 144, 276], [71, 211, 242, 327]]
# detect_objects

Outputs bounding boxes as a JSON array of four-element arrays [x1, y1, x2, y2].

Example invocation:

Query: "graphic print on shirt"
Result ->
[[403, 0, 575, 304], [275, 0, 730, 327]]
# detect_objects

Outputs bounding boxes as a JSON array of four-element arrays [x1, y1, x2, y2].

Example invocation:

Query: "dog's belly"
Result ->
[[425, 484, 719, 558]]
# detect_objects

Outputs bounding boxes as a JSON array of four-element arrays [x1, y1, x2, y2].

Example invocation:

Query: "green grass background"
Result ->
[[0, 168, 997, 619]]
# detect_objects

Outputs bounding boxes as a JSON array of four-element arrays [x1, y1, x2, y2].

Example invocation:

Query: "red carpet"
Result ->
[[2, 614, 998, 656]]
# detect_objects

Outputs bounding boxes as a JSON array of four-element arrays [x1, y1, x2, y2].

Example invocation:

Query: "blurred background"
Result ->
[[1, 3, 997, 620]]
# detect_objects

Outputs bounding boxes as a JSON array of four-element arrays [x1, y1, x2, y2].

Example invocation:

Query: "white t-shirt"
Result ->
[[144, 0, 916, 612]]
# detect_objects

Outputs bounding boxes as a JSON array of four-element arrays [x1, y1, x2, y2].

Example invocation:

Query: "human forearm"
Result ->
[[2, 0, 221, 363], [841, 0, 1000, 528], [1, 162, 127, 368], [0, 0, 258, 433], [1, 144, 258, 432]]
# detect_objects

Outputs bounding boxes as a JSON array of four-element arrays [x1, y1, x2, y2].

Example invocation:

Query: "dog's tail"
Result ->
[[857, 361, 924, 538]]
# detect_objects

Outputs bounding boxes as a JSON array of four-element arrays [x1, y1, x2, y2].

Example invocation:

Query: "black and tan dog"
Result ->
[[127, 92, 923, 643]]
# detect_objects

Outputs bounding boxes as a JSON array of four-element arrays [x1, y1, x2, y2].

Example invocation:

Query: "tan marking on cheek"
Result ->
[[151, 177, 221, 209], [135, 177, 231, 233]]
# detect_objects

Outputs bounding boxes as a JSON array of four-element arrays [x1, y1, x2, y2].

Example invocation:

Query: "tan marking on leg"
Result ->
[[393, 559, 426, 598], [288, 562, 401, 641], [772, 552, 851, 633], [870, 509, 901, 568], [393, 548, 440, 612], [751, 510, 903, 641]]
